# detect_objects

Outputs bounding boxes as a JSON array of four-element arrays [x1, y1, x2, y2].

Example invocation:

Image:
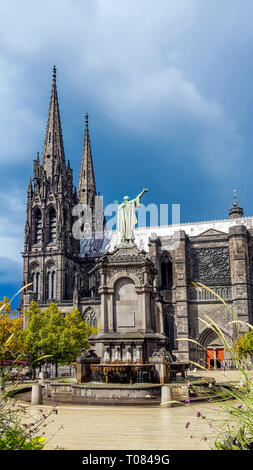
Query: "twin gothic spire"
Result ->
[[41, 66, 96, 203], [78, 113, 96, 205], [42, 66, 66, 179]]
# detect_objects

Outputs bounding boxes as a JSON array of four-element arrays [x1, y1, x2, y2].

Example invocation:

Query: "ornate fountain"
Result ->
[[76, 189, 171, 385]]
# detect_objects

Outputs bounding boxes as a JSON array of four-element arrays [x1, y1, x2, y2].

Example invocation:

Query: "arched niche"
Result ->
[[113, 277, 139, 332], [107, 270, 141, 289]]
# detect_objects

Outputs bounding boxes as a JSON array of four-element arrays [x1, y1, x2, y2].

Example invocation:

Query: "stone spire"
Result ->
[[229, 188, 244, 219], [78, 113, 96, 205], [42, 66, 66, 179]]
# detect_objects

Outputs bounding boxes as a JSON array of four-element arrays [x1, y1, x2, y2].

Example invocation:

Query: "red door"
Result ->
[[206, 349, 214, 369], [216, 348, 224, 369]]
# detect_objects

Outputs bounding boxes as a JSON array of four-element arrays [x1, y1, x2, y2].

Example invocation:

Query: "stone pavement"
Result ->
[[35, 401, 222, 450], [188, 369, 253, 384], [16, 369, 252, 450]]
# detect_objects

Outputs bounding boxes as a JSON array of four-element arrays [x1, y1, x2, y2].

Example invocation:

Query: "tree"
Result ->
[[22, 301, 50, 378], [0, 297, 25, 365], [234, 330, 253, 360], [60, 308, 98, 365], [23, 302, 98, 377]]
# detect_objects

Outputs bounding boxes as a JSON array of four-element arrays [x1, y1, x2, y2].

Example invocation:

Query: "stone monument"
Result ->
[[87, 189, 169, 384]]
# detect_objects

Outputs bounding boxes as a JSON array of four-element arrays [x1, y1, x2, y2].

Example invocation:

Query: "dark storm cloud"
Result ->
[[0, 0, 252, 292]]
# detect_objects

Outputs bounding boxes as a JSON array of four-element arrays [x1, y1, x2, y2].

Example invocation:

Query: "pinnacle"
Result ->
[[42, 66, 66, 179], [78, 113, 96, 204]]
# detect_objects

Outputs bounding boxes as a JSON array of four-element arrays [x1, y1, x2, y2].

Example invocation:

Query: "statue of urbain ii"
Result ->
[[114, 188, 148, 243]]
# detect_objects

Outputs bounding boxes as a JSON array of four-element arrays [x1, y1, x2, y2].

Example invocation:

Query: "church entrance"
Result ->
[[206, 348, 224, 369], [199, 327, 227, 369]]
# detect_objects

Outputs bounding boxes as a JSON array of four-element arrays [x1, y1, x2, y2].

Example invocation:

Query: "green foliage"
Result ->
[[234, 330, 253, 360], [0, 289, 56, 451], [0, 376, 56, 451], [23, 302, 99, 374], [179, 282, 253, 450], [214, 426, 253, 450], [0, 430, 45, 450]]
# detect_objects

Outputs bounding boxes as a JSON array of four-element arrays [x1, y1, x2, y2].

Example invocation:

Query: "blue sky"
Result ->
[[0, 0, 253, 309]]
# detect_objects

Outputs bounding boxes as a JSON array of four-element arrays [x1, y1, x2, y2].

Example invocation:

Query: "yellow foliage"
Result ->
[[0, 315, 25, 358]]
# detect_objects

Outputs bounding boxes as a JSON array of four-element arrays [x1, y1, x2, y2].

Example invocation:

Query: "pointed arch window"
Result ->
[[49, 208, 56, 243], [82, 308, 97, 328], [161, 252, 173, 289], [31, 266, 40, 300], [46, 264, 56, 300], [64, 265, 70, 300], [34, 209, 42, 244]]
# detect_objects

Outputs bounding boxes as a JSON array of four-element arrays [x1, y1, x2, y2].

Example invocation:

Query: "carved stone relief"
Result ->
[[192, 247, 230, 282]]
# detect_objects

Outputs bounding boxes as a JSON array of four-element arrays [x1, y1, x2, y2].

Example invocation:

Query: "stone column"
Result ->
[[229, 224, 251, 337], [161, 386, 173, 407], [107, 289, 114, 332], [98, 283, 109, 333], [174, 231, 189, 361], [31, 384, 43, 405], [144, 286, 153, 332], [38, 371, 45, 386]]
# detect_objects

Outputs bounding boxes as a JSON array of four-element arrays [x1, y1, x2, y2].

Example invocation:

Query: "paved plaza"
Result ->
[[17, 370, 249, 450], [37, 401, 221, 451]]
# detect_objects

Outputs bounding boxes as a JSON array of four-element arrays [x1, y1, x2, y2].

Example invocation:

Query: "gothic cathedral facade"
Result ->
[[21, 68, 253, 368]]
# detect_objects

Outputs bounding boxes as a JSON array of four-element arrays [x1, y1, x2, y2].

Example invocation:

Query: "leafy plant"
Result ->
[[0, 285, 56, 450], [164, 282, 253, 450]]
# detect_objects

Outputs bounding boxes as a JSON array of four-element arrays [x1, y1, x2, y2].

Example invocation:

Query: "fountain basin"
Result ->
[[90, 363, 155, 384], [43, 379, 162, 405]]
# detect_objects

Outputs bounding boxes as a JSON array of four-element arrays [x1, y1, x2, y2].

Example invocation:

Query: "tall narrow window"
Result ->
[[52, 271, 56, 299], [47, 271, 52, 299], [32, 267, 40, 300], [161, 252, 173, 289], [65, 270, 69, 300], [49, 208, 56, 243], [46, 265, 56, 300], [34, 210, 42, 244]]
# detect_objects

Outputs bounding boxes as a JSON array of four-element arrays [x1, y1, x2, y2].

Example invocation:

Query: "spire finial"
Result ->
[[233, 188, 238, 207], [53, 65, 57, 82], [229, 188, 243, 219], [85, 113, 89, 128]]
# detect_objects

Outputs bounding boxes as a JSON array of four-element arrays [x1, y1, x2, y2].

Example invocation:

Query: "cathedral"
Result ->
[[21, 68, 253, 369]]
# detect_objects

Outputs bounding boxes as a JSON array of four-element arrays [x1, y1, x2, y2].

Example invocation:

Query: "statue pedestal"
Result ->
[[76, 349, 100, 383], [149, 349, 170, 384], [88, 243, 168, 383]]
